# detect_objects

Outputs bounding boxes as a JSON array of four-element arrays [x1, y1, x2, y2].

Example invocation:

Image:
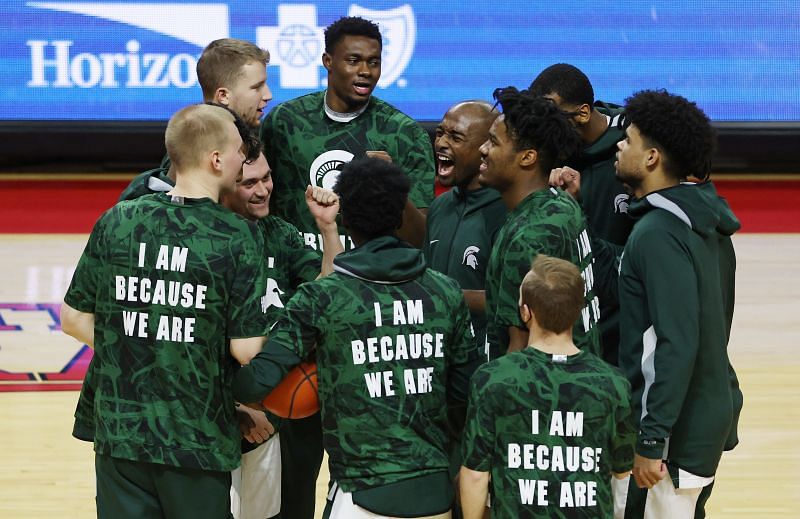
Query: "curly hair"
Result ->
[[624, 89, 716, 181], [529, 63, 594, 107], [493, 86, 582, 174], [325, 16, 382, 54], [334, 157, 409, 241]]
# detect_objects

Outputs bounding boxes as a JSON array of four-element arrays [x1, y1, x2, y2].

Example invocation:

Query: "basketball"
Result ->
[[262, 360, 319, 419]]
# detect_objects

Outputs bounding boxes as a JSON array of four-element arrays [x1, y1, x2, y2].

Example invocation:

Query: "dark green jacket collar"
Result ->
[[333, 235, 426, 284]]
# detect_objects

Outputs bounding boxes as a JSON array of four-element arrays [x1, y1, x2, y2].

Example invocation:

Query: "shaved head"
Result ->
[[435, 100, 498, 189]]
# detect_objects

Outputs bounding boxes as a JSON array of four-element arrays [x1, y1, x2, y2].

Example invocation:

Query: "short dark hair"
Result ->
[[325, 16, 382, 54], [334, 157, 409, 241], [493, 86, 582, 174], [529, 63, 594, 107], [521, 255, 584, 334], [204, 102, 260, 164], [624, 89, 716, 181]]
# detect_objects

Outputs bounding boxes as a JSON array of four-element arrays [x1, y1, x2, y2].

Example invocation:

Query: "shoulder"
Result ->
[[423, 267, 464, 296], [471, 354, 527, 392], [267, 92, 322, 121], [427, 191, 455, 214], [369, 97, 421, 128]]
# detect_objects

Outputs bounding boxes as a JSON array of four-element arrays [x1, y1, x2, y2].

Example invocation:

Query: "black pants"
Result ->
[[278, 412, 324, 519]]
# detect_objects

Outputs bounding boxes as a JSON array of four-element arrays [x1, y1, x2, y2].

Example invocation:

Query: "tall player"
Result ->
[[614, 90, 743, 518], [260, 17, 435, 517], [61, 104, 269, 519], [233, 157, 480, 519], [425, 100, 504, 356], [261, 16, 434, 251], [119, 38, 271, 201], [479, 87, 599, 361], [460, 255, 635, 518], [529, 63, 632, 365]]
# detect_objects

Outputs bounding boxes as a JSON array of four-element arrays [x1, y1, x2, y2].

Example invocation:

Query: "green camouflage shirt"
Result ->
[[118, 167, 174, 202], [261, 91, 435, 251], [233, 236, 481, 493], [485, 188, 600, 360], [462, 348, 635, 518], [65, 193, 268, 471]]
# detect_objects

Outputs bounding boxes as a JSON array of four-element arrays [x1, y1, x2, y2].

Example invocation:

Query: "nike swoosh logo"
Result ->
[[429, 240, 439, 245]]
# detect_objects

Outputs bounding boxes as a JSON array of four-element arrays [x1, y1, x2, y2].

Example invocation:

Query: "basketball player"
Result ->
[[260, 17, 435, 517], [529, 63, 633, 365], [119, 38, 271, 201], [425, 100, 504, 356], [460, 255, 635, 518], [614, 89, 743, 518], [479, 87, 599, 361], [261, 16, 434, 251], [233, 157, 481, 519], [220, 151, 342, 519], [61, 104, 269, 519]]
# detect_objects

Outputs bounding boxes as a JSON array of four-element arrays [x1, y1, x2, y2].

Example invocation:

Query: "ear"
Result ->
[[519, 303, 532, 324], [645, 147, 660, 169], [519, 148, 538, 168], [574, 103, 592, 125], [322, 52, 332, 72], [210, 150, 223, 173], [214, 87, 230, 106]]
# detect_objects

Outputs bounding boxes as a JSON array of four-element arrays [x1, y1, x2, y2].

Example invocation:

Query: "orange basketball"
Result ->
[[262, 360, 319, 419]]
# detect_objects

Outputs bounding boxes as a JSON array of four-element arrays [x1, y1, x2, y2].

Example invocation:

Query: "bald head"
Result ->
[[435, 100, 498, 189]]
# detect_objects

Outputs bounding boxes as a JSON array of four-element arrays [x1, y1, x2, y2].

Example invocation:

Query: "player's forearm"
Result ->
[[318, 222, 343, 277], [60, 302, 95, 348], [462, 290, 486, 314], [459, 466, 490, 519], [232, 341, 301, 403], [396, 201, 427, 248]]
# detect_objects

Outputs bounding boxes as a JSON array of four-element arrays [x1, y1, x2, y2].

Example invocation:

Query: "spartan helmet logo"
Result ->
[[614, 193, 630, 214], [261, 278, 285, 313], [462, 246, 480, 270], [309, 150, 355, 190]]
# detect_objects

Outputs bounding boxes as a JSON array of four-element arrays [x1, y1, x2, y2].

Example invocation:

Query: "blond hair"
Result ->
[[165, 104, 236, 171], [196, 39, 270, 101]]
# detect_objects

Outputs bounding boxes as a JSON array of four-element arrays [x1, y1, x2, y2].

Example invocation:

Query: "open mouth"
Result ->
[[353, 82, 372, 96], [437, 153, 455, 178]]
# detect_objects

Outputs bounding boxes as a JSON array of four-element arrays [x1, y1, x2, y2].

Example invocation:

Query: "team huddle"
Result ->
[[61, 15, 743, 519]]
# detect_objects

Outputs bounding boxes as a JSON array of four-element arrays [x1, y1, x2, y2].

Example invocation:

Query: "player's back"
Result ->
[[82, 193, 267, 472], [464, 349, 634, 518], [285, 235, 477, 491]]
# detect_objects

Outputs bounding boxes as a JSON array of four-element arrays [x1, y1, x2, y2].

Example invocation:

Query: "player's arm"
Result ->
[[505, 325, 528, 354], [305, 185, 343, 277], [462, 289, 486, 313], [230, 336, 267, 365], [459, 466, 490, 519], [60, 302, 95, 348], [625, 230, 698, 485]]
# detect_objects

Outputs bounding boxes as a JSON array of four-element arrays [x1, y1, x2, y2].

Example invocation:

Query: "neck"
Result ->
[[170, 170, 221, 202], [580, 108, 609, 144], [526, 327, 579, 356], [324, 89, 367, 117], [459, 173, 483, 192], [633, 168, 679, 199], [500, 171, 549, 210]]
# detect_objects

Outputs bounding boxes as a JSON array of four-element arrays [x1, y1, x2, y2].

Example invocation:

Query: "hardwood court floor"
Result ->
[[0, 233, 798, 517]]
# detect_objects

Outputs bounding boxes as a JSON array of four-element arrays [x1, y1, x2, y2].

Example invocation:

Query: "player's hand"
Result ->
[[549, 166, 581, 199], [632, 453, 667, 489], [236, 404, 275, 444], [366, 150, 393, 163], [305, 185, 340, 227]]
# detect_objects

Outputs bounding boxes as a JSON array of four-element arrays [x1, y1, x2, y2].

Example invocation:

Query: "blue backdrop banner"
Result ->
[[2, 0, 798, 121]]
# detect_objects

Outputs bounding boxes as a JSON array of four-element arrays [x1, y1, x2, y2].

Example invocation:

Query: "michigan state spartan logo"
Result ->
[[309, 150, 355, 190], [614, 193, 630, 214], [462, 246, 480, 270]]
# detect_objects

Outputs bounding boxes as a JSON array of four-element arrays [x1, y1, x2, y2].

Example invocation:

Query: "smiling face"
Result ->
[[434, 103, 496, 189], [322, 35, 381, 113], [478, 115, 521, 193], [222, 152, 272, 220], [225, 60, 272, 128]]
